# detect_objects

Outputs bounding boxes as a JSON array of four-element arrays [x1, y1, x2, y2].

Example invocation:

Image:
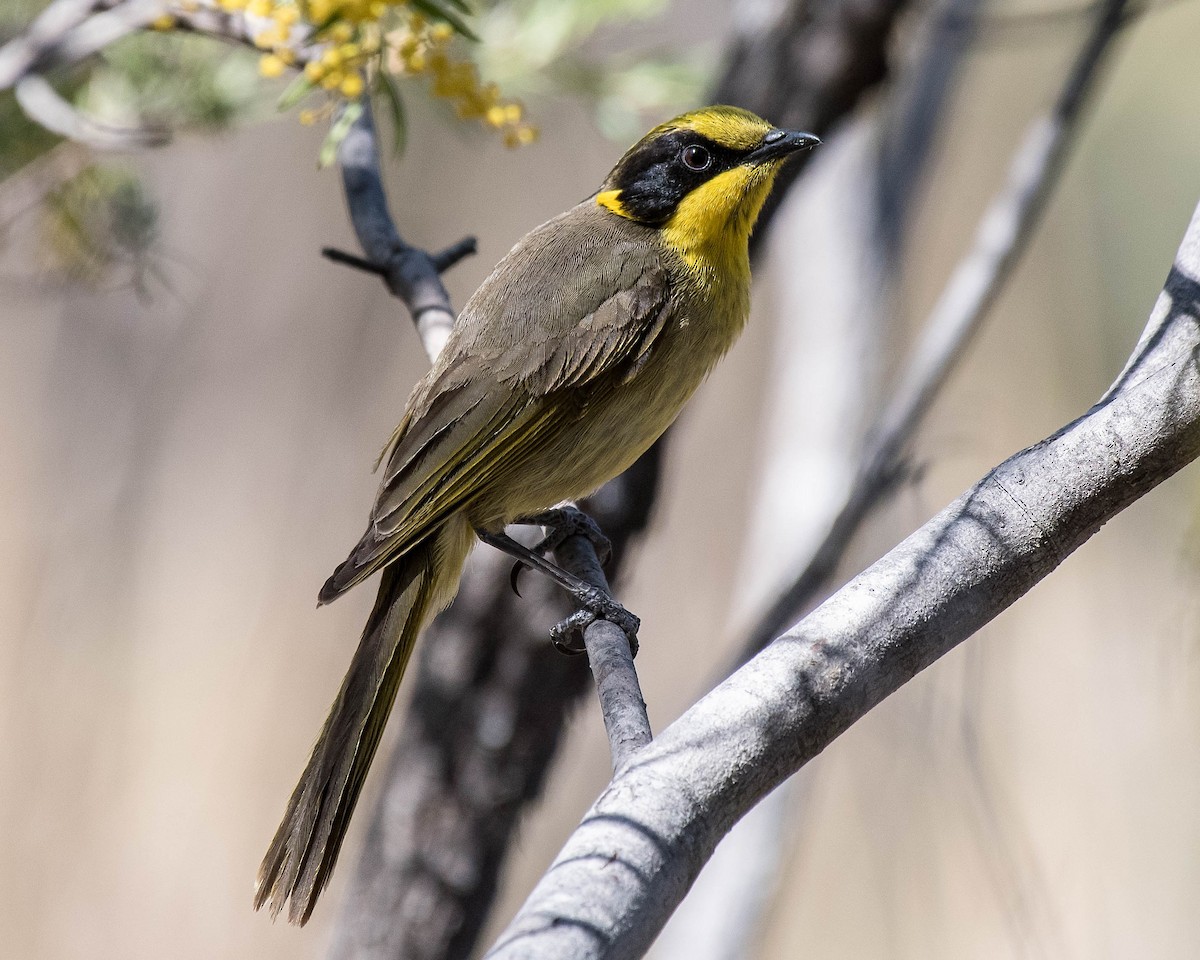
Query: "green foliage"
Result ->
[[319, 99, 363, 167], [474, 0, 709, 141], [91, 33, 263, 131], [410, 0, 480, 41], [39, 163, 159, 285], [0, 91, 61, 181]]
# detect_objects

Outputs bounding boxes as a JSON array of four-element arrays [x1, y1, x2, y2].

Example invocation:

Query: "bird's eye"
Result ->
[[681, 144, 712, 172]]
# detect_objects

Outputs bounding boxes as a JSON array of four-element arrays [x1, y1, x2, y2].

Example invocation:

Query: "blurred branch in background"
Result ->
[[655, 117, 895, 960], [715, 0, 911, 249], [875, 0, 984, 262], [657, 1, 987, 952], [0, 0, 169, 90], [14, 71, 169, 149], [737, 0, 1137, 662], [485, 193, 1200, 960]]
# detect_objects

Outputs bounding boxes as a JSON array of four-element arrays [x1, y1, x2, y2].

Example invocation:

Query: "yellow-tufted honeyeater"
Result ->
[[255, 105, 818, 923]]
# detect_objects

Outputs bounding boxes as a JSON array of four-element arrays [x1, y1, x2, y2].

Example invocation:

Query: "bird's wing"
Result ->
[[320, 206, 670, 602]]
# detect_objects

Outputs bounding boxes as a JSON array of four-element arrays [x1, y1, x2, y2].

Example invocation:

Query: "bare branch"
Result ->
[[0, 0, 310, 97], [737, 0, 1134, 660], [875, 0, 984, 260], [0, 0, 167, 90], [14, 73, 170, 149], [0, 0, 101, 90], [484, 195, 1200, 960], [335, 101, 466, 360]]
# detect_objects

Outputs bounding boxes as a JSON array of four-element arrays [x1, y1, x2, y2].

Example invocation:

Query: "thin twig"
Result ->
[[484, 194, 1200, 960], [321, 246, 388, 277], [555, 535, 651, 769], [336, 100, 464, 359], [14, 74, 170, 149], [0, 0, 100, 90], [0, 0, 311, 95], [737, 0, 1135, 661]]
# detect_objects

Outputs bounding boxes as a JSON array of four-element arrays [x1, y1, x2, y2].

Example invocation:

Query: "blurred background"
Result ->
[[3, 0, 1200, 958]]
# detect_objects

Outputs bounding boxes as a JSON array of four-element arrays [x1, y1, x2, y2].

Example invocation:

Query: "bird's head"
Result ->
[[597, 106, 818, 265]]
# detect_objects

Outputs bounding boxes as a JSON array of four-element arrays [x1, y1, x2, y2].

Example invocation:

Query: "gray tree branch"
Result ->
[[716, 0, 912, 248], [0, 0, 166, 90], [336, 102, 470, 361], [875, 0, 984, 260], [0, 0, 104, 89], [13, 72, 170, 149], [484, 195, 1200, 960], [737, 0, 1134, 660]]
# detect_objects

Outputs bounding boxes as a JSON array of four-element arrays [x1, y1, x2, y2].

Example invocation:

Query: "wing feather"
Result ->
[[320, 204, 672, 602]]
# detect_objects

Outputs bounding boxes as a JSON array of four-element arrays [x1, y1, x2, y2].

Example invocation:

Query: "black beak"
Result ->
[[746, 129, 820, 165]]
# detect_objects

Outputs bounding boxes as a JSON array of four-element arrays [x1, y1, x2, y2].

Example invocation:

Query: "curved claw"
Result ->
[[509, 560, 526, 597], [550, 610, 592, 655]]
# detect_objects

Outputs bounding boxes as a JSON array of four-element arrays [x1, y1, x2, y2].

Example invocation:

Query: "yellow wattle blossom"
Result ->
[[390, 19, 536, 147], [259, 53, 287, 77], [144, 0, 537, 147]]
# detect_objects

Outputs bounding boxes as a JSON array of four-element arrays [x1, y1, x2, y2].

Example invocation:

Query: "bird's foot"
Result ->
[[522, 504, 614, 566], [550, 586, 640, 657], [475, 522, 638, 657], [509, 504, 613, 596]]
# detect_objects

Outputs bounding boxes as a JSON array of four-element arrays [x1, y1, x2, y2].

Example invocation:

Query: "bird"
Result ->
[[254, 104, 818, 924]]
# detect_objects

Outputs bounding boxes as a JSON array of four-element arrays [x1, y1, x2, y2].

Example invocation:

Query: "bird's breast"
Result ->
[[474, 265, 751, 528]]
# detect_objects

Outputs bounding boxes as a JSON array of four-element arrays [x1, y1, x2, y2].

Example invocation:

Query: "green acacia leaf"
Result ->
[[277, 72, 314, 110], [409, 0, 479, 41], [377, 73, 407, 154]]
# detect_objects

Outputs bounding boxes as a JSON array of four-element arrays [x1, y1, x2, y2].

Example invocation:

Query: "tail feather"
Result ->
[[254, 522, 467, 924]]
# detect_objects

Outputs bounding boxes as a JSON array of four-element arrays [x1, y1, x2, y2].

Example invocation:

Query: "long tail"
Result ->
[[254, 518, 471, 925]]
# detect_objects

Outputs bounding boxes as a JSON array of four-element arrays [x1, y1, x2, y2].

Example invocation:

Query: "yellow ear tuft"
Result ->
[[596, 189, 632, 219]]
